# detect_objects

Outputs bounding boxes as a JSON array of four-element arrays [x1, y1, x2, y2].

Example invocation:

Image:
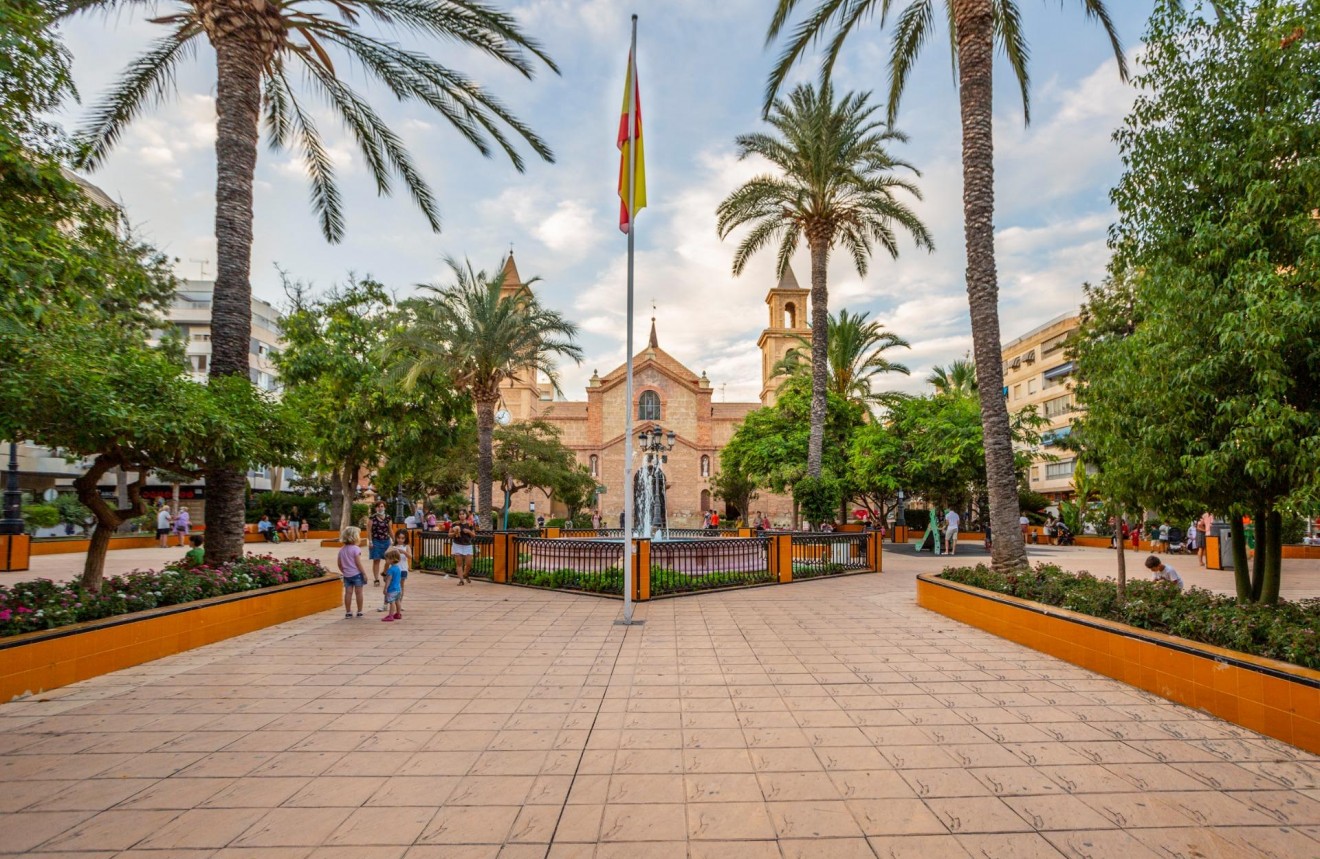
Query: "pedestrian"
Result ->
[[452, 510, 476, 585], [368, 502, 393, 586], [300, 517, 310, 542], [1044, 516, 1056, 546], [1197, 512, 1213, 567], [404, 510, 418, 530], [710, 510, 721, 529], [944, 507, 961, 555], [426, 510, 438, 530], [1156, 521, 1170, 554], [183, 534, 205, 566], [1019, 513, 1029, 546], [276, 513, 290, 542], [380, 547, 405, 622], [156, 505, 172, 549], [257, 514, 274, 542], [536, 515, 545, 529], [380, 530, 412, 613], [618, 510, 625, 529], [983, 522, 992, 551], [338, 526, 367, 617], [1145, 555, 1184, 589], [592, 511, 602, 530], [174, 506, 191, 547], [1131, 522, 1142, 550]]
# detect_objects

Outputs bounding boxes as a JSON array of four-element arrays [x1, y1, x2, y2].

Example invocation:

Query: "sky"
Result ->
[[55, 1, 1161, 403]]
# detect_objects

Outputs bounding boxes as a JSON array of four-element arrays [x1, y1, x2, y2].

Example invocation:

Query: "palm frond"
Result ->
[[887, 0, 935, 125], [993, 0, 1032, 123], [75, 30, 198, 168]]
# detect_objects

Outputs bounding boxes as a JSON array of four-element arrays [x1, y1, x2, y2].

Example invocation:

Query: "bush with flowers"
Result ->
[[0, 555, 328, 638]]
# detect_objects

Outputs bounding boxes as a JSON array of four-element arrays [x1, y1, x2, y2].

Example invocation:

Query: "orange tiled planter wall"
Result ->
[[0, 576, 340, 702], [1284, 545, 1320, 560], [916, 573, 1320, 755]]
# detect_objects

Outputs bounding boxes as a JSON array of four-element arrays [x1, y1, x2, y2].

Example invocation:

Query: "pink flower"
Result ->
[[0, 609, 11, 621]]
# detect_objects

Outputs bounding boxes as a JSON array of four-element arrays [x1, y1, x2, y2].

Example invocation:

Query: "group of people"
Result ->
[[154, 504, 192, 548], [256, 514, 309, 543]]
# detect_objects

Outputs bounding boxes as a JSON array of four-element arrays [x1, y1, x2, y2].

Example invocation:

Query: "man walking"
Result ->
[[156, 505, 172, 549]]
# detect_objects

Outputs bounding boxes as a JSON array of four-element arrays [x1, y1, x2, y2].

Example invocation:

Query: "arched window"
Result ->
[[700, 455, 710, 477], [638, 390, 661, 421], [700, 490, 711, 512], [589, 455, 598, 477], [784, 301, 797, 329]]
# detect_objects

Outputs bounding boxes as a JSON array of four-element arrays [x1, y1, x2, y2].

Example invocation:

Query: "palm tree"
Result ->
[[65, 0, 558, 562], [764, 0, 1125, 571], [391, 257, 582, 526], [927, 358, 978, 396], [772, 308, 911, 411], [717, 83, 932, 479]]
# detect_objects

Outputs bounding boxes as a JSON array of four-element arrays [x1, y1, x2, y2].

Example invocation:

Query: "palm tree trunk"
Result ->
[[806, 236, 830, 479], [204, 34, 264, 563], [956, 0, 1027, 573], [476, 399, 497, 526]]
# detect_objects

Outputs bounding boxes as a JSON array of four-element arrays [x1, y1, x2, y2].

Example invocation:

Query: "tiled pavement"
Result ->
[[2, 562, 1319, 857]]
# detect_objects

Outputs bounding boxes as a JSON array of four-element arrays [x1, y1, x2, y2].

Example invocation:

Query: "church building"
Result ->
[[494, 254, 810, 527]]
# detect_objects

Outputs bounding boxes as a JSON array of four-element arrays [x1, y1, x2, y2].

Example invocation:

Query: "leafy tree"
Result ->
[[390, 258, 582, 524], [926, 359, 977, 396], [275, 275, 468, 530], [717, 82, 931, 480], [1076, 0, 1320, 605], [771, 308, 911, 412], [553, 465, 600, 526], [64, 0, 559, 563], [847, 420, 905, 524], [711, 467, 759, 523], [491, 419, 579, 529], [764, 0, 1126, 572]]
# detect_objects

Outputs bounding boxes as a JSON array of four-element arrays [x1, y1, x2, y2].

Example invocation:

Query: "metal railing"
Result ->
[[512, 537, 624, 594], [664, 527, 741, 539], [790, 533, 869, 578], [650, 537, 772, 595], [417, 531, 495, 578]]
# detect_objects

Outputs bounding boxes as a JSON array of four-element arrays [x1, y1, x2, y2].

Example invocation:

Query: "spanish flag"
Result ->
[[617, 48, 646, 234]]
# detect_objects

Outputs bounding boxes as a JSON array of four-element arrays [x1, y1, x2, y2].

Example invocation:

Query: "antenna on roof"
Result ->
[[189, 258, 210, 280]]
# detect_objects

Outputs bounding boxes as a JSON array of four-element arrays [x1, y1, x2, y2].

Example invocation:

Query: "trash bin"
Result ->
[[1218, 526, 1234, 570]]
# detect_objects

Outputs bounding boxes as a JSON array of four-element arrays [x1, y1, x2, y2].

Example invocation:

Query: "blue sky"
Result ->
[[56, 1, 1159, 402]]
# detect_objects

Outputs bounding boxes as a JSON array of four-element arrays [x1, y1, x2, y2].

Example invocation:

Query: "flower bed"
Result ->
[[939, 564, 1320, 671], [0, 555, 328, 638]]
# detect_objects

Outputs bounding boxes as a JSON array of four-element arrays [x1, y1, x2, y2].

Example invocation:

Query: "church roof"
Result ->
[[498, 252, 525, 295], [776, 265, 802, 291], [598, 319, 701, 387]]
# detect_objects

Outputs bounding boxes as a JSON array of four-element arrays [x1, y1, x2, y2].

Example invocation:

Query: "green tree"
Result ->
[[765, 0, 1125, 572], [771, 308, 911, 412], [717, 82, 931, 480], [491, 419, 579, 530], [64, 0, 559, 562], [1077, 2, 1320, 605], [275, 275, 468, 531], [390, 258, 582, 525], [552, 465, 599, 526], [711, 466, 759, 523], [926, 359, 977, 396]]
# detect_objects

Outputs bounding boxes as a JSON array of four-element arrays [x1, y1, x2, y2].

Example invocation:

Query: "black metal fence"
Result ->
[[417, 531, 495, 578], [512, 537, 625, 594], [790, 533, 869, 578], [650, 537, 772, 595]]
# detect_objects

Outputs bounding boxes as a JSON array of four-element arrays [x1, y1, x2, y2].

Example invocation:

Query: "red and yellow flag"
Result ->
[[617, 49, 646, 234]]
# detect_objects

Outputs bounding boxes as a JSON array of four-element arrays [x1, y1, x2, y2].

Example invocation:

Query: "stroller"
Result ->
[[1167, 526, 1187, 554], [1054, 522, 1076, 546]]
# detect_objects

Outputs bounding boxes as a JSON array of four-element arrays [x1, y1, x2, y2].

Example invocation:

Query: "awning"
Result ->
[[1043, 361, 1076, 380]]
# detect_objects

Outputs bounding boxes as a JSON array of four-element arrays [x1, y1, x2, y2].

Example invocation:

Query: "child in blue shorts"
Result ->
[[381, 547, 404, 622]]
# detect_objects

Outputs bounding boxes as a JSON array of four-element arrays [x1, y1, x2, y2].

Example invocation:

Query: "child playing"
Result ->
[[299, 518, 310, 542], [381, 547, 404, 622], [379, 530, 411, 612], [338, 526, 367, 617], [1145, 555, 1184, 589], [184, 534, 205, 566]]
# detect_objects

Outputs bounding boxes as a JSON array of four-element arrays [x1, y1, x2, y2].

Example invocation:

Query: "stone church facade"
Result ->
[[494, 254, 809, 527]]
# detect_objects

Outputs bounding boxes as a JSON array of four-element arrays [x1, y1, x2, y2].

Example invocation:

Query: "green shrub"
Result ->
[[246, 492, 329, 529], [503, 511, 535, 529], [21, 504, 60, 532], [419, 555, 455, 572], [939, 564, 1320, 670], [794, 476, 841, 526]]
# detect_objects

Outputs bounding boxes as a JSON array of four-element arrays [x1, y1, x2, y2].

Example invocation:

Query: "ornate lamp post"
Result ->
[[393, 484, 406, 524], [894, 489, 906, 543], [637, 427, 676, 463], [0, 442, 22, 535]]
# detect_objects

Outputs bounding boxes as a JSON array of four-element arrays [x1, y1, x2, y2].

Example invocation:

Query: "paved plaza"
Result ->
[[1, 545, 1319, 857]]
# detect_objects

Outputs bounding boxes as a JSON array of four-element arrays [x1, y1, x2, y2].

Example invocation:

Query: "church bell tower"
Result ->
[[756, 266, 810, 406]]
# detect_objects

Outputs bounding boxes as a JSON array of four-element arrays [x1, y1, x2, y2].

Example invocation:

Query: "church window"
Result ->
[[784, 302, 797, 329], [700, 455, 710, 477], [638, 390, 661, 421], [589, 455, 598, 477]]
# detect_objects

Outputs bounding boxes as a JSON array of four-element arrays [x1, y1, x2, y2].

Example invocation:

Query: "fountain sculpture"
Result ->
[[632, 426, 675, 539]]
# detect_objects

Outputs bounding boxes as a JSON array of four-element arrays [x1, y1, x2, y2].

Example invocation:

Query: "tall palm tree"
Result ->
[[65, 0, 558, 562], [927, 357, 978, 396], [764, 0, 1125, 571], [717, 83, 932, 479], [772, 308, 911, 411], [391, 257, 582, 526]]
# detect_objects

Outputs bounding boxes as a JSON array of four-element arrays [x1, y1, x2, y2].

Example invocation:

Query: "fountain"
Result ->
[[632, 426, 675, 539]]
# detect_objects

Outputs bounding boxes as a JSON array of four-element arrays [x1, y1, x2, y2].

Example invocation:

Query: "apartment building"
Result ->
[[1001, 312, 1081, 500]]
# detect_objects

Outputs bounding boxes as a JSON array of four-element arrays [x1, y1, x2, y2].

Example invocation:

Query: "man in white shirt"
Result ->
[[156, 506, 172, 549], [944, 508, 961, 556]]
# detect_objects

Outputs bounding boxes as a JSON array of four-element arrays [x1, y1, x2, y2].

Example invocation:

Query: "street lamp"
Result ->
[[393, 484, 406, 524], [637, 427, 676, 464], [0, 442, 21, 536], [895, 489, 906, 530]]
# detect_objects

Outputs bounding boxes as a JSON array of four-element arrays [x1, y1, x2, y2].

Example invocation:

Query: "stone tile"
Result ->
[[688, 841, 780, 859], [686, 772, 763, 802], [829, 769, 917, 800], [1003, 794, 1118, 831], [687, 801, 777, 839], [867, 834, 974, 859], [1077, 792, 1200, 828], [757, 770, 844, 801], [779, 837, 876, 858], [954, 832, 1068, 859], [231, 806, 349, 847], [28, 778, 156, 811], [137, 807, 268, 849], [41, 809, 181, 852], [284, 776, 387, 807], [607, 773, 685, 804], [418, 805, 520, 844], [327, 806, 437, 845], [901, 767, 997, 798], [202, 777, 310, 808], [598, 802, 687, 841], [847, 798, 948, 836], [767, 800, 864, 838], [925, 796, 1034, 834], [0, 811, 98, 853]]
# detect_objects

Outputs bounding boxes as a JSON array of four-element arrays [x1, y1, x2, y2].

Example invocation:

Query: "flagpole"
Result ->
[[620, 14, 640, 626]]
